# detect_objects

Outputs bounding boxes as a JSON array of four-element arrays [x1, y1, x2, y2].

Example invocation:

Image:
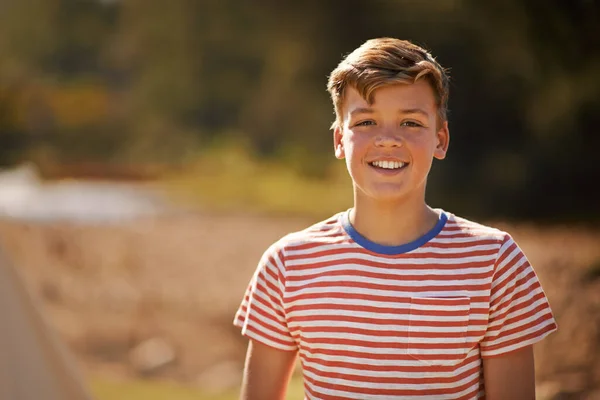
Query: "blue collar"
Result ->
[[341, 210, 447, 255]]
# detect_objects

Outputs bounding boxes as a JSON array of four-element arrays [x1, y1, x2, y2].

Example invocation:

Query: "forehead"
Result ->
[[342, 80, 437, 115]]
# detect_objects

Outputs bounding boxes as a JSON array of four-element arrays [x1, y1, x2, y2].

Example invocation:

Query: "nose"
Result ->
[[374, 130, 402, 147]]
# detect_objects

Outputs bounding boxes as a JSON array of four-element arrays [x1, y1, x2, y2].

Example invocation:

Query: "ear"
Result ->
[[433, 120, 450, 160], [333, 125, 345, 159]]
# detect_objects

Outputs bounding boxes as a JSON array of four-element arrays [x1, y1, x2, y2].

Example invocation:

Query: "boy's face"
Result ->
[[334, 80, 449, 205]]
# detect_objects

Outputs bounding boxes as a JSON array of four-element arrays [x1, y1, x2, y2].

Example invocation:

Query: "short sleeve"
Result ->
[[480, 234, 557, 357], [233, 244, 297, 351]]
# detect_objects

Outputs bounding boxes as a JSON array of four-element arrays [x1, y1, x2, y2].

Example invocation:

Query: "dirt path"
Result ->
[[0, 212, 598, 398]]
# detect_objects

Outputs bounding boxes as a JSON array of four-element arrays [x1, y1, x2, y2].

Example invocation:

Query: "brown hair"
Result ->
[[327, 38, 450, 130]]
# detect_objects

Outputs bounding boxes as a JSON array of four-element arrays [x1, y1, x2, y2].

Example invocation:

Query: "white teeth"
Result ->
[[372, 160, 405, 169]]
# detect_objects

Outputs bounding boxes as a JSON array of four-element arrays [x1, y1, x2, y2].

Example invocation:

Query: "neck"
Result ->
[[349, 195, 440, 247]]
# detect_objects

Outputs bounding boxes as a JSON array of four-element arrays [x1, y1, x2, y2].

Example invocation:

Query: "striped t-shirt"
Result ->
[[234, 209, 557, 399]]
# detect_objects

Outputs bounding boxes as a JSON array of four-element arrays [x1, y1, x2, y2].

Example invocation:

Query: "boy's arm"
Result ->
[[481, 234, 557, 399], [482, 345, 535, 400], [240, 340, 297, 400]]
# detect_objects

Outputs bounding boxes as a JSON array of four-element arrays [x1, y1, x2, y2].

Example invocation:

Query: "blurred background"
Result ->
[[0, 0, 599, 399]]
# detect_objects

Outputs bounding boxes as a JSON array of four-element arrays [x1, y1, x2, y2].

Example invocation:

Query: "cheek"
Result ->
[[346, 143, 366, 165], [346, 134, 368, 153], [344, 140, 364, 171], [408, 133, 437, 152]]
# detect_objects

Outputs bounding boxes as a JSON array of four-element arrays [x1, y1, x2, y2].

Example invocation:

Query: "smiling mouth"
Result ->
[[369, 160, 408, 170]]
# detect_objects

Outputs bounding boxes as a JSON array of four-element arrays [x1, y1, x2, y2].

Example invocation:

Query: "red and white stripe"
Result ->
[[234, 211, 557, 399]]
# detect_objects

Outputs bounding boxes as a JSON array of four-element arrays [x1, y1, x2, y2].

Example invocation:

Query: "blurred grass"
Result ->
[[89, 375, 571, 400], [160, 143, 353, 218], [90, 375, 305, 400]]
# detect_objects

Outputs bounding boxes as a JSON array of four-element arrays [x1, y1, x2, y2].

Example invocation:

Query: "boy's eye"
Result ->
[[355, 120, 375, 127], [401, 121, 423, 128]]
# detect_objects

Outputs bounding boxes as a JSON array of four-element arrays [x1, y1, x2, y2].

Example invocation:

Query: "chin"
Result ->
[[355, 179, 422, 203], [363, 181, 427, 202]]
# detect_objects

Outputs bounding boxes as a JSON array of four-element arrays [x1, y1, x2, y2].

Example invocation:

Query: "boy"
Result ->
[[233, 38, 557, 400]]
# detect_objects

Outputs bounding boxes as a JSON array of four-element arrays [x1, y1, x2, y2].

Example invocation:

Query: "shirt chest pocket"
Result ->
[[407, 296, 472, 367]]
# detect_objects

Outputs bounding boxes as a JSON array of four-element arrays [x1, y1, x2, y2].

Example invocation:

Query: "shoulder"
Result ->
[[439, 211, 530, 277], [441, 210, 532, 267], [261, 211, 347, 261], [275, 211, 347, 253], [441, 210, 513, 247]]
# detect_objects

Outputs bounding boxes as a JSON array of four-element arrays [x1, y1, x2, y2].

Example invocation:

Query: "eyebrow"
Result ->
[[349, 107, 430, 118], [401, 108, 430, 118], [348, 108, 375, 119]]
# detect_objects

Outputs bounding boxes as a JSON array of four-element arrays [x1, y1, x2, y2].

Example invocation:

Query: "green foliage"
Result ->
[[0, 0, 598, 221], [162, 142, 353, 218]]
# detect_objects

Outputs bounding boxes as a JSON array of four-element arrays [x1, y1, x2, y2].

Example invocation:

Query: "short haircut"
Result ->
[[327, 37, 450, 130]]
